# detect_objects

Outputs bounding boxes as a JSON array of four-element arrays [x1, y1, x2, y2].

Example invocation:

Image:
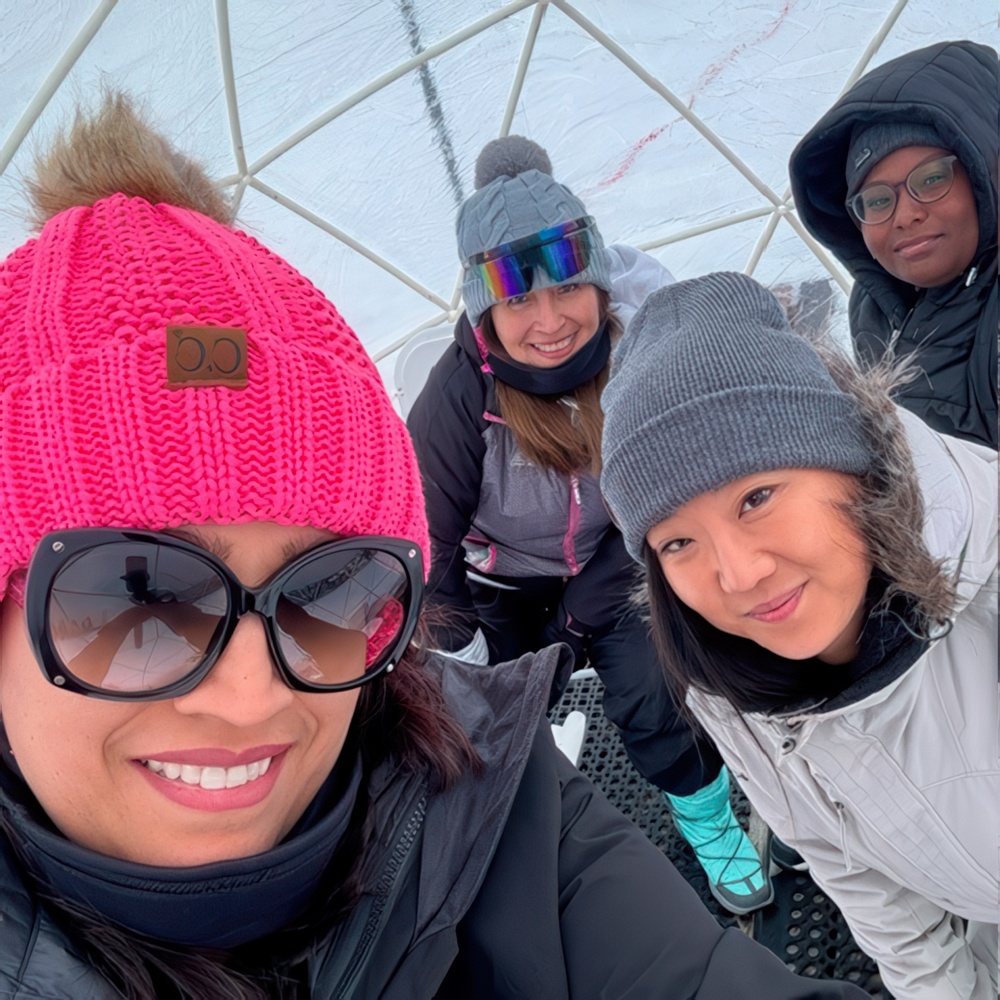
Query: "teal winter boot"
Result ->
[[664, 765, 773, 915]]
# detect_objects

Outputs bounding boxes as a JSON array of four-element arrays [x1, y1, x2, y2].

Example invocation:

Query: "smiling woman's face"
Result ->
[[858, 145, 980, 288], [646, 469, 872, 664], [0, 521, 361, 867], [490, 282, 601, 368]]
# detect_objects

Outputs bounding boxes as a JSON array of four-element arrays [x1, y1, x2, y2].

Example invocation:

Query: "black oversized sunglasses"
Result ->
[[23, 529, 423, 701]]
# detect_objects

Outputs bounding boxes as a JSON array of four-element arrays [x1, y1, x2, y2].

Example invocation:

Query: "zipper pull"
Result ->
[[570, 475, 581, 506]]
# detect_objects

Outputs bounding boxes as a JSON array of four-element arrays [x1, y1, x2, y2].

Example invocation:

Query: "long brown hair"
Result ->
[[480, 288, 621, 476]]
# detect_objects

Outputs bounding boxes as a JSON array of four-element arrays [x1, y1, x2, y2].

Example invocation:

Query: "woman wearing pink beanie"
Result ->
[[0, 93, 871, 999]]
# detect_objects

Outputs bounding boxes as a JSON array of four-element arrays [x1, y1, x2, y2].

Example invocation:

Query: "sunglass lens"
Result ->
[[46, 543, 227, 693], [274, 548, 411, 687]]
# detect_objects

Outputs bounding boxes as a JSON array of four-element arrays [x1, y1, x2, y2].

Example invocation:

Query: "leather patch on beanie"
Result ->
[[166, 326, 248, 389]]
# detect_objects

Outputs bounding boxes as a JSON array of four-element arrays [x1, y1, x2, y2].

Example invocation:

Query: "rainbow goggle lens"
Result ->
[[467, 217, 598, 301]]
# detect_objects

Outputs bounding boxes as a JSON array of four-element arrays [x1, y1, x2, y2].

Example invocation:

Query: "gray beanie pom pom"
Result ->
[[474, 135, 553, 190]]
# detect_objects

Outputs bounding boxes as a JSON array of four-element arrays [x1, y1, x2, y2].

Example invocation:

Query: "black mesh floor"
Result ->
[[550, 670, 889, 998]]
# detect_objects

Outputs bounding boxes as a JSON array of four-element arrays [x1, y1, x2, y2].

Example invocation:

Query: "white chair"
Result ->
[[551, 710, 587, 767], [392, 324, 454, 418]]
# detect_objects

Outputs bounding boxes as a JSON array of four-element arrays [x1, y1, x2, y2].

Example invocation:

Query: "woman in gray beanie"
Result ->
[[601, 270, 998, 1000], [408, 137, 773, 915]]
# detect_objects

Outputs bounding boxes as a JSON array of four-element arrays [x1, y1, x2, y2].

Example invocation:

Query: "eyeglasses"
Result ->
[[846, 154, 958, 226], [466, 216, 597, 301], [22, 529, 423, 701]]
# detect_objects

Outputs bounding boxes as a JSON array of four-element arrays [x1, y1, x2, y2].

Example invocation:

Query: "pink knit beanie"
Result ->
[[0, 192, 429, 599]]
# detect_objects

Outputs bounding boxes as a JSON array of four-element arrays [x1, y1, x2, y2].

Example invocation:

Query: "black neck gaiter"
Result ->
[[486, 321, 611, 395], [0, 738, 362, 948]]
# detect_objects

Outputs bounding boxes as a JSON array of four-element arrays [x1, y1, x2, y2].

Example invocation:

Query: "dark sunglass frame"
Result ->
[[845, 154, 958, 226], [25, 529, 424, 702], [466, 216, 597, 298]]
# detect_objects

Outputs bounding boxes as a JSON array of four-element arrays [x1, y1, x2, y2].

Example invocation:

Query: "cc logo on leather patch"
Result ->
[[166, 326, 248, 389]]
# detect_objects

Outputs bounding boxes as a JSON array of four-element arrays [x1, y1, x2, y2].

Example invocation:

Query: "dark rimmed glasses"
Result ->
[[846, 154, 958, 226], [22, 529, 423, 701], [466, 216, 598, 301]]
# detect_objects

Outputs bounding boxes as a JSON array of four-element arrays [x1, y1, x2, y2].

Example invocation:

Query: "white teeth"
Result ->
[[225, 765, 247, 788], [533, 335, 573, 353], [199, 767, 226, 790], [142, 756, 273, 789]]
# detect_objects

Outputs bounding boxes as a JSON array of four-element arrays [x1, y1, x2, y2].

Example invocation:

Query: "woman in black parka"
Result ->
[[790, 39, 997, 449]]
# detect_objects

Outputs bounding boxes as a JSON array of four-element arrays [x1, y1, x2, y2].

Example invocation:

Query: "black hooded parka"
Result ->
[[789, 40, 998, 449]]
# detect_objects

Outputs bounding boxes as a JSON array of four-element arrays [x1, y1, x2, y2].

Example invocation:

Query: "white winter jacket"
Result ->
[[690, 410, 998, 1000]]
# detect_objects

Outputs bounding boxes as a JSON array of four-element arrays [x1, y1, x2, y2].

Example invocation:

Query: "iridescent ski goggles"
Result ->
[[846, 154, 958, 226], [467, 216, 598, 300], [20, 529, 422, 701]]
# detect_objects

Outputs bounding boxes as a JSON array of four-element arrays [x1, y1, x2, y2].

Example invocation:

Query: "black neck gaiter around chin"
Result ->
[[0, 737, 362, 949], [486, 321, 611, 395]]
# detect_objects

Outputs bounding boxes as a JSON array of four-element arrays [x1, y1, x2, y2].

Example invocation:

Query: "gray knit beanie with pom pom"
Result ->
[[457, 135, 612, 326]]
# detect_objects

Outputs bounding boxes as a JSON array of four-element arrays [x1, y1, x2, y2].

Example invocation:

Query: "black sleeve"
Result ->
[[554, 742, 869, 998], [557, 525, 638, 635], [407, 341, 489, 651], [451, 727, 871, 999]]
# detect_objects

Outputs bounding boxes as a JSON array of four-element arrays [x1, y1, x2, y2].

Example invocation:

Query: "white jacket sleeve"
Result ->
[[605, 244, 675, 329], [803, 840, 997, 1000]]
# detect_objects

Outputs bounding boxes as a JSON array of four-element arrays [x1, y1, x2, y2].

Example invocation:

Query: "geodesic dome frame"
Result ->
[[1, 0, 994, 381]]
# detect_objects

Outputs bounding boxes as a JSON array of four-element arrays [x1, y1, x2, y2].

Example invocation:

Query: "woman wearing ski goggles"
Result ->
[[407, 136, 775, 917], [0, 95, 872, 1000]]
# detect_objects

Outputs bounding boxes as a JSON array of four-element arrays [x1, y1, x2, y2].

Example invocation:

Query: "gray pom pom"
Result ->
[[474, 135, 553, 190]]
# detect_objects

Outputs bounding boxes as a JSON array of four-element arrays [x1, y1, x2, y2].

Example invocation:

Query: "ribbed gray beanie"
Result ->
[[457, 135, 612, 326], [601, 272, 871, 561], [845, 120, 947, 194]]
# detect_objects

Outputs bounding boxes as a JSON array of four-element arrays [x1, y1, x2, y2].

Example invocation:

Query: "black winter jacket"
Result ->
[[0, 647, 869, 999], [789, 40, 998, 448]]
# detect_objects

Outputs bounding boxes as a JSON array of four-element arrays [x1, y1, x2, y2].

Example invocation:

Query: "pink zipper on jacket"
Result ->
[[563, 474, 582, 575]]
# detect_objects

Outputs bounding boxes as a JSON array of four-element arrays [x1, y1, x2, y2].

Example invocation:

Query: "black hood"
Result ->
[[454, 308, 486, 366], [789, 40, 998, 305]]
